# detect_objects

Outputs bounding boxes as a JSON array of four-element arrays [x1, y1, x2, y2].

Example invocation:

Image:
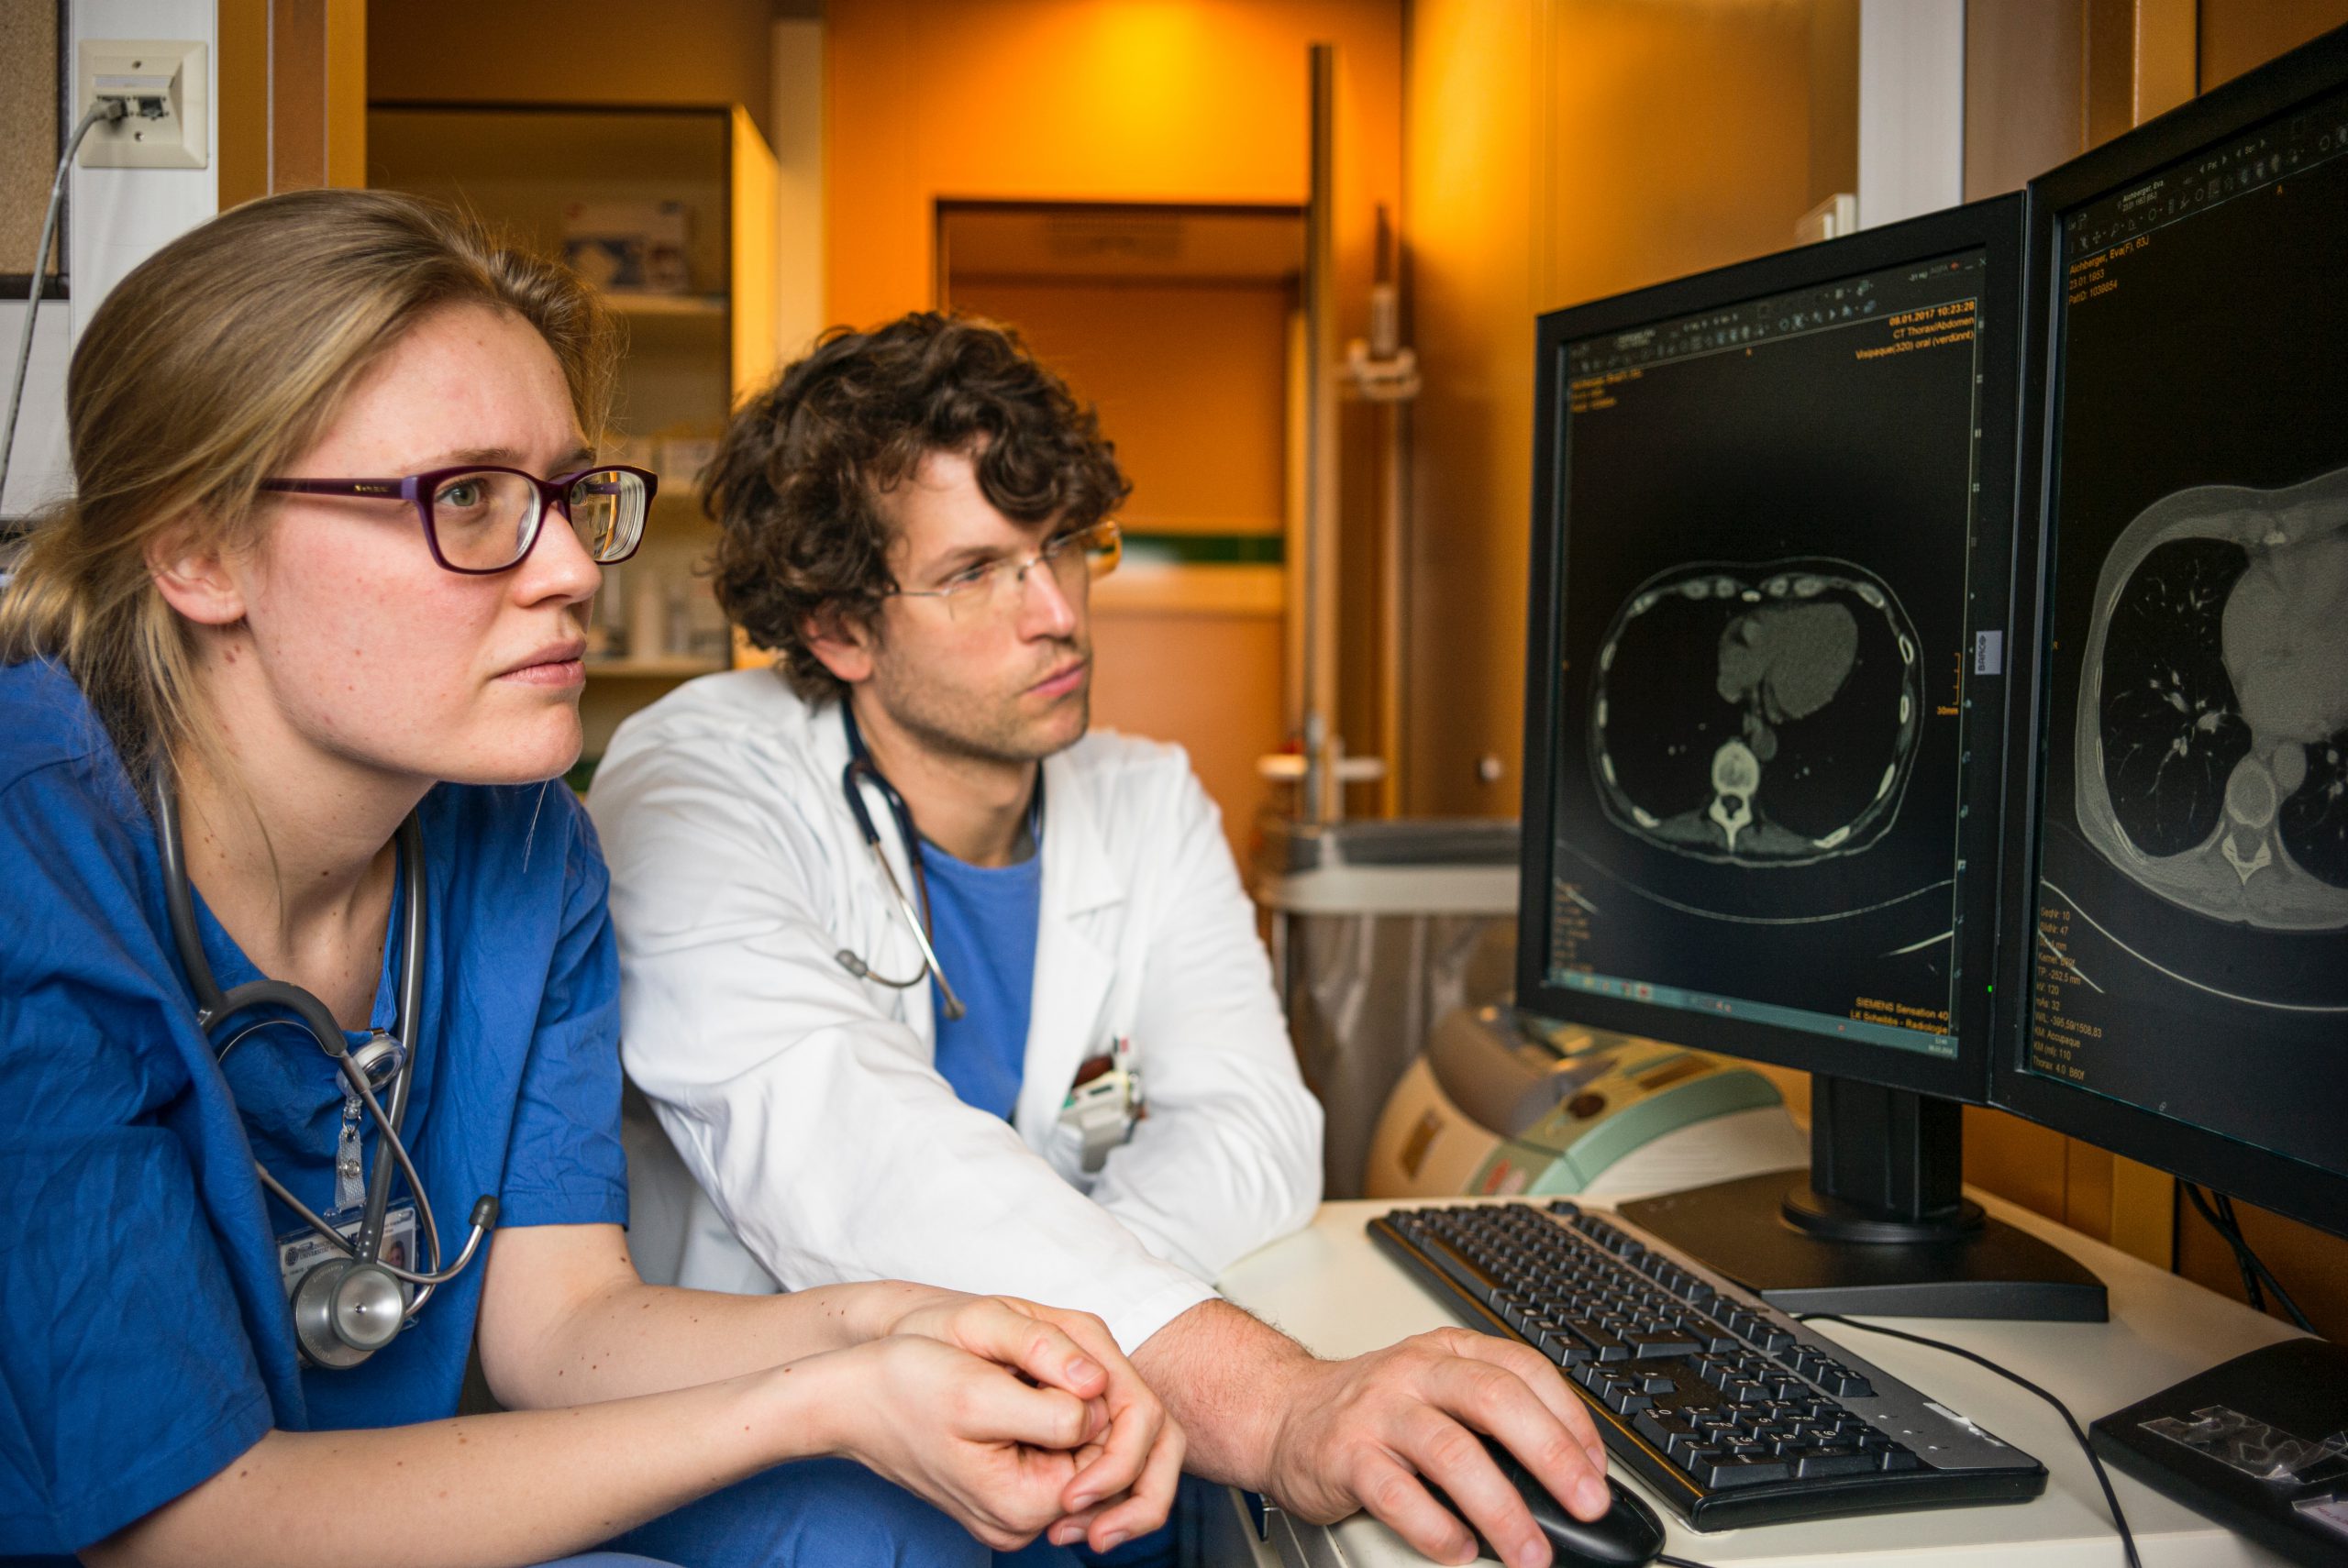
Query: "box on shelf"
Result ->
[[562, 200, 692, 295], [658, 435, 723, 491]]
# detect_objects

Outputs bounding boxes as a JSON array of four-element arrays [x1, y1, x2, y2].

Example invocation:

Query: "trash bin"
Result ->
[[1254, 818, 1521, 1198]]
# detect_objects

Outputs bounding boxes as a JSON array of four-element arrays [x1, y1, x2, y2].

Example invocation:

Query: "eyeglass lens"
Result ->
[[564, 469, 648, 563], [939, 525, 1121, 617], [428, 469, 647, 570]]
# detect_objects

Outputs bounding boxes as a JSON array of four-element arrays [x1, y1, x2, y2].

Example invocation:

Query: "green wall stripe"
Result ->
[[1120, 531, 1284, 566]]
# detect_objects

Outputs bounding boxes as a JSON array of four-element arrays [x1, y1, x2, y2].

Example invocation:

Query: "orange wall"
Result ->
[[2202, 0, 2348, 86], [952, 278, 1291, 535], [825, 0, 1401, 334], [1090, 608, 1289, 861]]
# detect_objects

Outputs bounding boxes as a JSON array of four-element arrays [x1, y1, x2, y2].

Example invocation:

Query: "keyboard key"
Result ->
[[1562, 1319, 1633, 1362], [1602, 1384, 1655, 1416], [1627, 1331, 1700, 1359], [1792, 1447, 1877, 1478], [1682, 1315, 1741, 1353], [1878, 1446, 1923, 1473], [1818, 1368, 1877, 1399], [1689, 1454, 1792, 1489]]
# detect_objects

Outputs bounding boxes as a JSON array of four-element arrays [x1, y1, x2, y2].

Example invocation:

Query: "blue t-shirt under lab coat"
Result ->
[[0, 658, 630, 1561], [923, 839, 1043, 1122]]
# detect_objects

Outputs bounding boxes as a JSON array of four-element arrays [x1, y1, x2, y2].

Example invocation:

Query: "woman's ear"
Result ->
[[803, 604, 876, 686], [146, 524, 248, 627]]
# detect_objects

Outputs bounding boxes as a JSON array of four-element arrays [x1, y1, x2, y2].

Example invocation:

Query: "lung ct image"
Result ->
[[1590, 557, 1924, 867], [2028, 107, 2348, 1172], [2074, 469, 2348, 932]]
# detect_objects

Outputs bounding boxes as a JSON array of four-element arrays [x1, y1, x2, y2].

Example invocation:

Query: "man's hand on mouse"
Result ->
[[1261, 1326, 1611, 1568]]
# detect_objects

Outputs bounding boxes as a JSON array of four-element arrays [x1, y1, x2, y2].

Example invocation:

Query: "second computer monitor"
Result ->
[[1998, 27, 2348, 1241]]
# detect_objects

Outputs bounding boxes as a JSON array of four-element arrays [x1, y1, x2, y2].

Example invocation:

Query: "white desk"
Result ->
[[1214, 1193, 2306, 1568]]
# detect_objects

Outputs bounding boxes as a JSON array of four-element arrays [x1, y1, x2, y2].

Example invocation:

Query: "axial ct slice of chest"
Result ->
[[1589, 558, 1924, 867], [2077, 468, 2348, 931]]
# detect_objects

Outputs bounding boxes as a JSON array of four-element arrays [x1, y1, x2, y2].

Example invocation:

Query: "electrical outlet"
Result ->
[[76, 41, 208, 169]]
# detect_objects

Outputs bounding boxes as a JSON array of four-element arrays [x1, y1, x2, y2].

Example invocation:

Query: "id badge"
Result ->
[[1059, 1036, 1143, 1175], [277, 1202, 419, 1305]]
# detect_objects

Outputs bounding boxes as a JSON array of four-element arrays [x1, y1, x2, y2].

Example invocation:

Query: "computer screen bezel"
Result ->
[[1989, 23, 2348, 1242], [1514, 194, 2026, 1107]]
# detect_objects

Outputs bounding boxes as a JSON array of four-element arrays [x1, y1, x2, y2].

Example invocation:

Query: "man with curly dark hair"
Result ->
[[590, 314, 1612, 1567]]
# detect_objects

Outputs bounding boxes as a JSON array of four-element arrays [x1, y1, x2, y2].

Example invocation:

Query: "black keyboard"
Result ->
[[1370, 1200, 2047, 1530]]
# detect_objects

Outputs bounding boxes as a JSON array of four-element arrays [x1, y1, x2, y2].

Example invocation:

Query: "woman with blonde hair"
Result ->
[[0, 188, 1179, 1568]]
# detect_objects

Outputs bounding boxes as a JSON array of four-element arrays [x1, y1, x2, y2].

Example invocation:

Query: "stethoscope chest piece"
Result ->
[[292, 1256, 407, 1368]]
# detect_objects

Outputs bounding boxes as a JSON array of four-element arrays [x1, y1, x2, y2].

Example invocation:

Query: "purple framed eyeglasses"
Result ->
[[258, 464, 659, 574]]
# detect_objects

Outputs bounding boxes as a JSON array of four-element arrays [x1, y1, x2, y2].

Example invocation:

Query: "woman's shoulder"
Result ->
[[0, 657, 122, 793], [0, 659, 148, 879], [0, 663, 192, 1066]]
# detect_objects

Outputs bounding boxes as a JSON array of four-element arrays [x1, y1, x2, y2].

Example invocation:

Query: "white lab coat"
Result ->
[[587, 668, 1324, 1353]]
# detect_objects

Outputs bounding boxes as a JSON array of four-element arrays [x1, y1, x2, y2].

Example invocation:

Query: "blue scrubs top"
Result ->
[[0, 659, 630, 1561], [923, 842, 1043, 1122]]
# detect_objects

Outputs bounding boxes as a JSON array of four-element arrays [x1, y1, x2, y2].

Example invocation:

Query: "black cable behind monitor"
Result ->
[[2183, 1184, 2316, 1335]]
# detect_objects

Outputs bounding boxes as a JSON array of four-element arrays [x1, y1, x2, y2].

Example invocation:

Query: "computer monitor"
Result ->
[[1516, 196, 2104, 1318], [1994, 26, 2348, 1245], [1994, 35, 2348, 1546]]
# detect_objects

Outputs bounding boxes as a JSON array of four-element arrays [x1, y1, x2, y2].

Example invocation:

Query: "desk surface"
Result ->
[[1216, 1192, 2305, 1568]]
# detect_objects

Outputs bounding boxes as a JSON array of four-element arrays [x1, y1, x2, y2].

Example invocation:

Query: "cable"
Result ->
[[2210, 1191, 2255, 1305], [1799, 1313, 2140, 1568], [2188, 1182, 2265, 1312], [2212, 1189, 2265, 1314], [1657, 1556, 1722, 1568], [1, 98, 126, 512], [2184, 1184, 2315, 1334]]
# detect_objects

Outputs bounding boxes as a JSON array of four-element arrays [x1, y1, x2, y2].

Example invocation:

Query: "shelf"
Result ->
[[583, 655, 727, 679], [603, 293, 727, 318]]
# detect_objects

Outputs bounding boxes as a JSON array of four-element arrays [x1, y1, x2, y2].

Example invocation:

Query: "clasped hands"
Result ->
[[808, 1285, 1184, 1553]]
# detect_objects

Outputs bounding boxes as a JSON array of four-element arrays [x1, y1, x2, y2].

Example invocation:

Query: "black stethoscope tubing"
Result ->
[[154, 782, 495, 1301], [836, 705, 969, 1021]]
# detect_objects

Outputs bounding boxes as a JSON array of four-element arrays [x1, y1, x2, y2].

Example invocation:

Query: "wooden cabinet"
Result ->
[[367, 101, 779, 776]]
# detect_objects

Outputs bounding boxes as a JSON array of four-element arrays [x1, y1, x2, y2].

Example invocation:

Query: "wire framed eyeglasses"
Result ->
[[887, 521, 1123, 617], [259, 464, 659, 574]]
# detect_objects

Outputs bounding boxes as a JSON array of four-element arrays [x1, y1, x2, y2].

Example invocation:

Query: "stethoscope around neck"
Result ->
[[153, 781, 497, 1370], [833, 705, 969, 1021]]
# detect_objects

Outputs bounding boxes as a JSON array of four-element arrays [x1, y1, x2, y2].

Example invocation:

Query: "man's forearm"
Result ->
[[1127, 1298, 1319, 1488]]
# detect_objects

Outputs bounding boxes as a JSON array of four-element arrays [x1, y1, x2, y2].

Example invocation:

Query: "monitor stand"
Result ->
[[1618, 1076, 2110, 1321]]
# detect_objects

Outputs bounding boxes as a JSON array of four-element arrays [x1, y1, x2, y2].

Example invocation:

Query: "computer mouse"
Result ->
[[1424, 1438, 1666, 1567]]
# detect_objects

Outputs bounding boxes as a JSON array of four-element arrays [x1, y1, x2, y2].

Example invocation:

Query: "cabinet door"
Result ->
[[729, 105, 781, 406]]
